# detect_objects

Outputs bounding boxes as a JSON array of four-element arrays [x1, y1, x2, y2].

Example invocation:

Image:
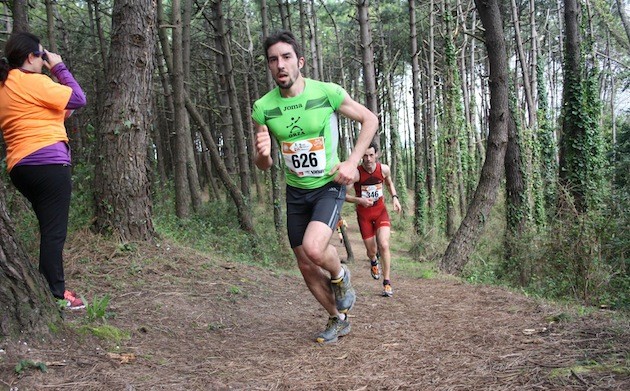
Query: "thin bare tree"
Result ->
[[260, 0, 286, 242], [618, 0, 630, 46], [425, 0, 438, 228], [211, 0, 251, 200], [357, 0, 379, 141], [409, 0, 426, 232]]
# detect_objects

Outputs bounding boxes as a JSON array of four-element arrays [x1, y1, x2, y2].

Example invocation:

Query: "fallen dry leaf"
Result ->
[[107, 352, 136, 364]]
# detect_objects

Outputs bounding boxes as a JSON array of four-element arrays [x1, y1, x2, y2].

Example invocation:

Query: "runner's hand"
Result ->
[[393, 197, 402, 213], [330, 161, 358, 186], [256, 129, 271, 157], [361, 198, 374, 207]]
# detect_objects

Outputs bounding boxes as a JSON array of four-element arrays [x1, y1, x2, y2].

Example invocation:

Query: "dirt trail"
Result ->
[[1, 221, 628, 390]]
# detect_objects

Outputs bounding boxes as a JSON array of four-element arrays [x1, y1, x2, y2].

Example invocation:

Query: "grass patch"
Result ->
[[85, 295, 113, 323], [549, 361, 630, 378], [392, 255, 438, 280], [78, 324, 130, 345], [14, 359, 47, 375]]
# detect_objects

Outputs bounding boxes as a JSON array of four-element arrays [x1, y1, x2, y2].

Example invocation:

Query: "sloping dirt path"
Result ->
[[1, 222, 628, 390]]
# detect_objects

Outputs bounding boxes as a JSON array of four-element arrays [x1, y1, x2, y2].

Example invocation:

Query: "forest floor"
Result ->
[[0, 218, 629, 390]]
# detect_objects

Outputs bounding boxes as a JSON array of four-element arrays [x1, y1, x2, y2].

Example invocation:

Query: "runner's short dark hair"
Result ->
[[264, 29, 302, 61]]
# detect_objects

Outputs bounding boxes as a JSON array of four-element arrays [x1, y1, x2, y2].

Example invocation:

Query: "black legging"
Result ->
[[10, 164, 72, 299]]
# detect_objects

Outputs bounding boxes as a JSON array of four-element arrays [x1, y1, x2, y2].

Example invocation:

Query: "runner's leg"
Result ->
[[293, 244, 340, 317], [375, 225, 392, 282], [363, 235, 378, 261]]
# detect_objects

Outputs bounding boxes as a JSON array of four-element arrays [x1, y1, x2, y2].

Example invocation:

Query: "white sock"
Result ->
[[333, 268, 345, 280], [337, 313, 346, 321]]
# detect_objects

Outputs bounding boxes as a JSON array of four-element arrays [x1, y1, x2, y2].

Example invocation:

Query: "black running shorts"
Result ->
[[286, 181, 346, 248]]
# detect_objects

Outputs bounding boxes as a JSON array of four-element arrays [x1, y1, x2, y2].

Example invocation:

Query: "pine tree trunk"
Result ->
[[559, 0, 584, 212], [617, 0, 630, 46], [169, 0, 193, 217], [440, 0, 509, 275], [469, 12, 485, 172], [510, 0, 536, 128], [213, 34, 236, 176], [425, 0, 437, 228], [10, 0, 29, 33], [90, 0, 109, 74], [0, 185, 61, 338], [339, 221, 354, 263], [529, 0, 539, 121], [357, 0, 379, 133], [45, 1, 57, 51], [442, 9, 463, 239], [298, 0, 308, 78], [407, 1, 424, 223], [505, 101, 529, 284], [306, 0, 320, 80], [186, 97, 255, 234], [277, 0, 290, 30], [505, 102, 527, 236], [152, 95, 169, 184], [182, 0, 202, 212], [260, 0, 287, 243], [155, 44, 175, 180], [200, 147, 220, 202], [93, 0, 156, 240], [212, 0, 251, 201], [243, 11, 264, 202]]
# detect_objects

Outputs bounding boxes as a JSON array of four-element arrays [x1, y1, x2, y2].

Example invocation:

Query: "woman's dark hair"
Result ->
[[263, 29, 302, 61], [0, 32, 41, 82]]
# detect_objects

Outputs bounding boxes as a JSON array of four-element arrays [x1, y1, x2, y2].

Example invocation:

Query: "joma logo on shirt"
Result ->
[[284, 103, 303, 111]]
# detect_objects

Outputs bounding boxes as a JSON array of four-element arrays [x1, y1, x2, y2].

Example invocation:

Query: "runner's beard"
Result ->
[[276, 78, 295, 90]]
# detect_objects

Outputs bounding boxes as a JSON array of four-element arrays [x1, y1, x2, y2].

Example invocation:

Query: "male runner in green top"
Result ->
[[252, 30, 378, 344]]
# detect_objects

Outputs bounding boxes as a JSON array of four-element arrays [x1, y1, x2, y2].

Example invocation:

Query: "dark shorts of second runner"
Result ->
[[286, 181, 346, 248]]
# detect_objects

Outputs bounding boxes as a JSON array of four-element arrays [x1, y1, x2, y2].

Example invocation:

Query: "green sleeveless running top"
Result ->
[[252, 78, 346, 189]]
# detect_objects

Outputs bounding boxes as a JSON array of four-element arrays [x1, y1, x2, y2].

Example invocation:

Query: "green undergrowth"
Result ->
[[460, 194, 629, 311], [461, 197, 507, 286], [388, 212, 441, 280], [153, 190, 293, 271]]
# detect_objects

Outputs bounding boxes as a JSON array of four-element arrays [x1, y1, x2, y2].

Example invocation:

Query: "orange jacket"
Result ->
[[0, 69, 71, 171]]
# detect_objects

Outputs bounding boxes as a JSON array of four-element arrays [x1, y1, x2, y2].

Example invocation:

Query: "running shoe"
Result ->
[[61, 290, 85, 310], [316, 316, 351, 344], [382, 284, 393, 297], [330, 264, 356, 313], [370, 259, 381, 280]]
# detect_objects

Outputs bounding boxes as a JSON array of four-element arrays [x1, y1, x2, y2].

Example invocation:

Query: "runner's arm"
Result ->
[[345, 193, 373, 207], [382, 164, 402, 213], [254, 122, 273, 170], [329, 95, 378, 185]]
